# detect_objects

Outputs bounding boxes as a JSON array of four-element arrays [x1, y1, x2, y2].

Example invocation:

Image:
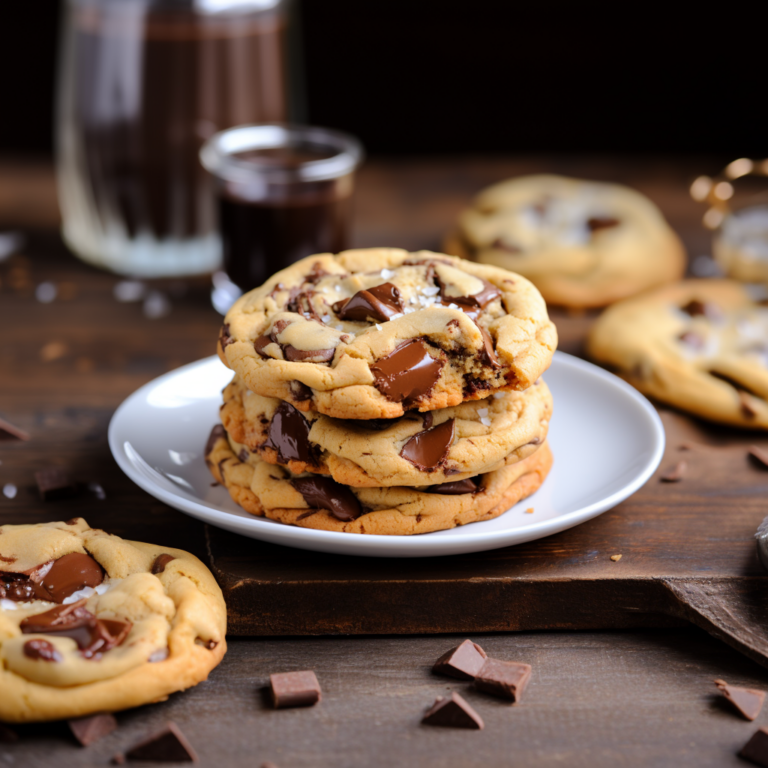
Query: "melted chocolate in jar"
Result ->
[[370, 340, 444, 406], [290, 477, 361, 522], [400, 419, 456, 471], [264, 402, 319, 465]]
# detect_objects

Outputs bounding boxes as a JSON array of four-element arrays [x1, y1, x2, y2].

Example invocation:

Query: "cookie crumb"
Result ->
[[610, 554, 622, 562], [524, 507, 534, 514], [661, 460, 687, 482], [40, 341, 68, 362]]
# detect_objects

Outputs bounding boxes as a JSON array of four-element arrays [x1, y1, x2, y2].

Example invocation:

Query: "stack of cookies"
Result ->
[[205, 248, 557, 535]]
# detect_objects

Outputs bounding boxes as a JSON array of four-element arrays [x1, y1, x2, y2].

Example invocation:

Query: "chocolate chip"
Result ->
[[290, 477, 361, 522], [749, 446, 768, 469], [219, 323, 234, 349], [660, 461, 687, 482], [0, 416, 29, 441], [264, 402, 319, 466], [39, 552, 105, 602], [400, 419, 455, 472], [151, 554, 176, 575], [121, 722, 198, 763], [270, 670, 322, 708], [205, 424, 226, 457], [681, 299, 722, 320], [253, 335, 274, 356], [68, 713, 118, 747], [371, 339, 444, 406], [739, 727, 768, 767], [290, 380, 313, 401], [427, 477, 480, 495], [283, 345, 336, 363], [587, 216, 620, 232], [35, 468, 78, 501], [238, 448, 250, 463], [741, 391, 760, 418], [433, 639, 487, 680], [333, 282, 404, 322], [421, 692, 484, 729], [434, 270, 502, 309], [715, 679, 765, 721], [0, 570, 53, 602], [477, 325, 501, 368], [678, 331, 706, 349], [421, 411, 433, 430], [474, 658, 532, 702], [23, 638, 62, 662]]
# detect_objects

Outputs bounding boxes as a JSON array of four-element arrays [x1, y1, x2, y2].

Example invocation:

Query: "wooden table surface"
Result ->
[[2, 155, 768, 767]]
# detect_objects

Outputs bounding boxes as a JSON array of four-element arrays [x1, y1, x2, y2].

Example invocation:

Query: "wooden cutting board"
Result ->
[[208, 402, 768, 668]]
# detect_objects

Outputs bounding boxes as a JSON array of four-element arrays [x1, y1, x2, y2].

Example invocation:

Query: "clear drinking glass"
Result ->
[[200, 124, 363, 312], [56, 0, 289, 278]]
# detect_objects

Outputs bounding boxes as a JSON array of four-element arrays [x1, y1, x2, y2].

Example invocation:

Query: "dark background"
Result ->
[[0, 2, 764, 157]]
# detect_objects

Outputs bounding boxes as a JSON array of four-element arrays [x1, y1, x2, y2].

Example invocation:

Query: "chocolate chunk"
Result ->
[[0, 570, 53, 602], [286, 290, 323, 322], [205, 424, 226, 458], [421, 411, 433, 430], [741, 391, 760, 418], [749, 446, 768, 469], [270, 670, 322, 708], [477, 325, 501, 368], [238, 447, 250, 463], [219, 323, 234, 348], [0, 724, 18, 743], [715, 679, 765, 721], [421, 692, 484, 730], [283, 344, 336, 363], [333, 282, 403, 322], [253, 335, 273, 356], [739, 727, 768, 767], [151, 554, 176, 575], [290, 477, 361, 522], [434, 272, 501, 310], [681, 299, 722, 320], [0, 416, 29, 441], [68, 713, 118, 746], [303, 262, 333, 285], [433, 639, 488, 680], [491, 238, 522, 253], [371, 339, 443, 406], [23, 638, 62, 662], [290, 380, 313, 401], [40, 552, 105, 602], [474, 658, 532, 702], [587, 216, 620, 232], [660, 461, 687, 482], [122, 722, 198, 763], [678, 331, 706, 349], [400, 419, 455, 471], [35, 468, 78, 501], [427, 477, 480, 495], [264, 402, 319, 466]]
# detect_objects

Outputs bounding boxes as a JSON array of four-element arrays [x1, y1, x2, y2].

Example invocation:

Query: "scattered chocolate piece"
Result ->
[[0, 723, 18, 743], [333, 282, 403, 322], [433, 639, 487, 680], [715, 679, 766, 721], [586, 216, 620, 232], [678, 331, 706, 350], [264, 402, 319, 466], [474, 658, 532, 702], [427, 477, 480, 495], [290, 477, 361, 522], [151, 554, 176, 575], [681, 299, 722, 320], [370, 339, 444, 406], [68, 713, 118, 746], [35, 468, 78, 501], [739, 727, 768, 767], [39, 552, 105, 602], [23, 638, 62, 662], [0, 416, 29, 441], [749, 446, 768, 469], [270, 670, 322, 708], [205, 424, 226, 457], [121, 722, 198, 763], [421, 692, 484, 730], [660, 461, 687, 482], [400, 419, 455, 472]]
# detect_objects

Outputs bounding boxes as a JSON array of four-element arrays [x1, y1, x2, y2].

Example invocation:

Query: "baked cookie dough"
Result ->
[[0, 519, 227, 723], [217, 248, 557, 420], [205, 425, 553, 535], [587, 280, 768, 428], [713, 206, 768, 285], [219, 375, 552, 487], [444, 174, 686, 308]]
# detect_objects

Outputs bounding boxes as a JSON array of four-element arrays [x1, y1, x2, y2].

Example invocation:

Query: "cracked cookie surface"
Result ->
[[587, 279, 768, 428], [205, 426, 553, 535], [0, 519, 227, 723], [217, 248, 556, 420], [220, 375, 552, 487], [444, 174, 685, 308]]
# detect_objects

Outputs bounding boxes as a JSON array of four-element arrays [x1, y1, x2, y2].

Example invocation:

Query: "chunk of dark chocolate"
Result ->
[[35, 468, 77, 501], [0, 571, 53, 602], [333, 282, 403, 322], [432, 639, 487, 680], [0, 416, 29, 441], [434, 271, 501, 309], [219, 323, 234, 349], [715, 679, 766, 721], [270, 670, 322, 709], [400, 419, 455, 471], [23, 638, 62, 662], [681, 299, 722, 320], [253, 335, 273, 356], [370, 340, 443, 406], [205, 424, 226, 457], [283, 345, 336, 363], [122, 722, 198, 763], [739, 727, 768, 767], [474, 658, 532, 702], [68, 713, 118, 746], [426, 477, 480, 495], [151, 554, 176, 575], [264, 402, 318, 466], [290, 477, 361, 522], [586, 216, 620, 232], [39, 552, 105, 602], [477, 325, 501, 368], [421, 692, 484, 730]]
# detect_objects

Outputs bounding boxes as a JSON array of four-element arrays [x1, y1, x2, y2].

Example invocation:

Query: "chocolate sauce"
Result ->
[[39, 553, 105, 603], [290, 477, 361, 522], [264, 402, 318, 465], [334, 282, 403, 322], [370, 340, 444, 406], [400, 419, 456, 471]]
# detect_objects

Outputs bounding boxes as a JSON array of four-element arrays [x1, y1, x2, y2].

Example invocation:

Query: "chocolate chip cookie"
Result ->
[[219, 375, 552, 487], [587, 280, 768, 428], [217, 248, 557, 420], [205, 425, 553, 535], [444, 174, 686, 308], [0, 519, 226, 723]]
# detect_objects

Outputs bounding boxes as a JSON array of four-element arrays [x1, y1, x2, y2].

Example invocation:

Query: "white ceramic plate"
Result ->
[[109, 352, 664, 558]]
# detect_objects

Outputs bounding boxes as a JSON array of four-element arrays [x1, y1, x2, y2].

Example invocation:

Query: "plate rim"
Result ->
[[108, 351, 665, 557]]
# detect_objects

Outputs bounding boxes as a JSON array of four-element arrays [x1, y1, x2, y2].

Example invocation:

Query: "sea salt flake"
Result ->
[[375, 324, 383, 331], [423, 286, 440, 296], [390, 313, 403, 320], [477, 408, 489, 417], [1, 599, 18, 611], [381, 268, 395, 279], [480, 417, 492, 427], [335, 324, 344, 331], [448, 303, 459, 309], [322, 315, 331, 323]]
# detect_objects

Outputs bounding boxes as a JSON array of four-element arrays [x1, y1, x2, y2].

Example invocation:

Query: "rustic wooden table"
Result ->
[[2, 155, 768, 767]]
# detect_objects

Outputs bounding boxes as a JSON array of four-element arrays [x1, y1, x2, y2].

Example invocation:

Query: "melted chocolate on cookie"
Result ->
[[370, 340, 444, 406], [23, 639, 62, 662], [333, 282, 403, 322], [426, 477, 480, 495], [400, 418, 456, 472], [290, 477, 362, 522], [587, 217, 620, 232], [264, 402, 319, 466], [39, 553, 105, 603]]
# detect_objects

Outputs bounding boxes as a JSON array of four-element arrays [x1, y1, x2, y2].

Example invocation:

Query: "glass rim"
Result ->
[[200, 124, 364, 184]]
